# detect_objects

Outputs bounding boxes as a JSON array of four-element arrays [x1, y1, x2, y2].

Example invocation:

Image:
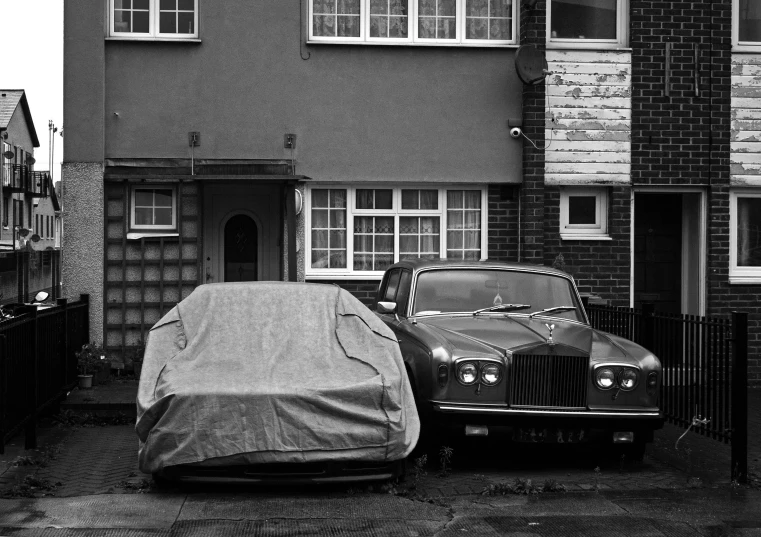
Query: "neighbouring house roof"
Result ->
[[0, 90, 40, 147]]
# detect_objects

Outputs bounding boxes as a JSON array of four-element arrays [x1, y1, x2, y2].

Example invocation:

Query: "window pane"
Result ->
[[160, 0, 176, 8], [737, 197, 761, 267], [160, 12, 177, 33], [418, 0, 456, 38], [356, 189, 374, 209], [375, 189, 393, 209], [739, 0, 761, 42], [311, 189, 347, 268], [466, 0, 512, 40], [370, 0, 409, 38], [384, 269, 402, 301], [133, 11, 150, 33], [357, 189, 393, 209], [568, 196, 597, 225], [447, 191, 481, 259], [354, 216, 395, 270], [177, 12, 194, 33], [400, 216, 440, 259], [135, 190, 154, 207], [550, 0, 617, 40], [178, 0, 194, 9], [135, 208, 153, 226], [154, 208, 173, 226], [154, 189, 173, 206]]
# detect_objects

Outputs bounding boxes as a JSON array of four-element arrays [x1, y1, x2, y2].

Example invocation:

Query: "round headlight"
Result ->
[[595, 368, 615, 389], [457, 362, 478, 385], [620, 368, 638, 390], [481, 363, 502, 386]]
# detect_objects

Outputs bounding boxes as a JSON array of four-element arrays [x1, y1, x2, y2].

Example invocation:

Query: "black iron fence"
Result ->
[[587, 303, 748, 483], [0, 295, 89, 453]]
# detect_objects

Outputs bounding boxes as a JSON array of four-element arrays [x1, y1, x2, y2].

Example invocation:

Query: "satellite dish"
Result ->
[[2, 151, 14, 160], [30, 234, 41, 242], [28, 156, 35, 165], [515, 44, 549, 85], [17, 228, 30, 237]]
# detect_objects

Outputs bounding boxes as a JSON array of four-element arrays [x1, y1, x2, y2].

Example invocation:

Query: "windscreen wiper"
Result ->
[[473, 304, 531, 316], [528, 306, 577, 319]]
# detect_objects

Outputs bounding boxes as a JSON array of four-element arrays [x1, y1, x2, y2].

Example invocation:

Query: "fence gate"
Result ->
[[587, 303, 748, 483]]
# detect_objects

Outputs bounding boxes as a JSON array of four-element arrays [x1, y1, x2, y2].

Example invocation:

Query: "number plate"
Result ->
[[513, 428, 586, 443]]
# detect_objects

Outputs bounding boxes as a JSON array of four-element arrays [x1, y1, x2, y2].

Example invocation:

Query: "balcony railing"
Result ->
[[2, 165, 49, 196]]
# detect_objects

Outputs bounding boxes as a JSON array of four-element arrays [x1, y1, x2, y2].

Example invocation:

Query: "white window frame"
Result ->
[[559, 187, 610, 240], [305, 185, 488, 279], [733, 0, 761, 51], [308, 0, 518, 46], [547, 0, 628, 49], [129, 185, 178, 232], [108, 0, 199, 40], [729, 189, 761, 284]]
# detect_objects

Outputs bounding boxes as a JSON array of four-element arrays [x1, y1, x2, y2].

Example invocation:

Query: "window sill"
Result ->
[[106, 37, 201, 43], [127, 232, 179, 240], [546, 44, 631, 52], [306, 40, 518, 48], [305, 272, 384, 281], [732, 46, 761, 54], [560, 234, 612, 241], [729, 275, 761, 285]]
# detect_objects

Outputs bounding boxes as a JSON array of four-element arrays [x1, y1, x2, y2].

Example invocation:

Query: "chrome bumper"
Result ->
[[432, 403, 662, 419]]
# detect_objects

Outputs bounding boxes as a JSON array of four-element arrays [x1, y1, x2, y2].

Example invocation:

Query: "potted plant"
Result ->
[[75, 343, 100, 389]]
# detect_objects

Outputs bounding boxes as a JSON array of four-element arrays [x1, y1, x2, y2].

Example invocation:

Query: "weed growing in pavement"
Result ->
[[119, 479, 153, 493], [1, 475, 61, 498], [438, 446, 453, 478], [409, 455, 427, 489], [593, 466, 601, 492], [542, 479, 567, 493], [481, 477, 563, 496], [51, 410, 133, 428], [12, 456, 39, 467]]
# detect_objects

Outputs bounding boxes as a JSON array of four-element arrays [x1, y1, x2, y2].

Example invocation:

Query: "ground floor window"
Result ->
[[306, 185, 487, 278], [730, 189, 761, 283], [130, 185, 177, 232], [559, 187, 610, 240]]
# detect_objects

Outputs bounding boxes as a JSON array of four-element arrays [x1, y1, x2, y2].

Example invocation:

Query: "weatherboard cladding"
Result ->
[[545, 50, 632, 186], [731, 54, 761, 185]]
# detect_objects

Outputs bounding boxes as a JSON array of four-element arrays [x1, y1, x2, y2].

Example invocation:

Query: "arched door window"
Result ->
[[224, 214, 258, 282]]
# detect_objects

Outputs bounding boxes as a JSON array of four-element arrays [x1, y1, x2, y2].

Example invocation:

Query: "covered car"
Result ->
[[136, 282, 419, 482], [374, 260, 663, 460]]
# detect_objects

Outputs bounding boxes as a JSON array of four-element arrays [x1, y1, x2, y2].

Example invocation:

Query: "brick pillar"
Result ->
[[519, 1, 546, 264]]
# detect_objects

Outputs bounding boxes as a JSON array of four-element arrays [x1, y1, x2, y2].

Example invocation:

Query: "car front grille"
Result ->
[[510, 354, 588, 409]]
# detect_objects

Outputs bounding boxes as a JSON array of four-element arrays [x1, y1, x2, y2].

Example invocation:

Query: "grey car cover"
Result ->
[[136, 282, 419, 473]]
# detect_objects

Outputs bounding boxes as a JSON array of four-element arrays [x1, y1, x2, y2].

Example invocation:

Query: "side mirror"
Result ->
[[377, 301, 397, 314]]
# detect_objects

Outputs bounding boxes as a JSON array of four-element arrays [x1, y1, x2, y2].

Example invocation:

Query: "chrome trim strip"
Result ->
[[433, 404, 662, 418]]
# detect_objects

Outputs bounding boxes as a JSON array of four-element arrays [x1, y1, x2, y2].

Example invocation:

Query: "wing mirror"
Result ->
[[377, 301, 400, 322]]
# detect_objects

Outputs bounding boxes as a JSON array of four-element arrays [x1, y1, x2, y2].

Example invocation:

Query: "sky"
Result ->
[[0, 0, 63, 183]]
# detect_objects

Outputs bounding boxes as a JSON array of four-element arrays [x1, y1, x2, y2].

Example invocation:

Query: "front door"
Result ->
[[633, 192, 704, 315], [203, 184, 282, 283]]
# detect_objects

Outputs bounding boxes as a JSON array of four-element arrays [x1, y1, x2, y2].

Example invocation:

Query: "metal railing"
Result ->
[[0, 294, 89, 453], [2, 165, 49, 195], [587, 302, 748, 483]]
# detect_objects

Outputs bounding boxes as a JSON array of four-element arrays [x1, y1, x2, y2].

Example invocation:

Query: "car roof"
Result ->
[[388, 258, 573, 279]]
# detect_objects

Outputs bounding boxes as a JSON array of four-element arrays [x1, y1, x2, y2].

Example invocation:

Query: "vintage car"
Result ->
[[374, 259, 663, 459], [136, 281, 419, 483]]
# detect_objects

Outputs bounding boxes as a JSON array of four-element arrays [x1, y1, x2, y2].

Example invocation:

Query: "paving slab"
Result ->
[[169, 518, 447, 537], [0, 495, 185, 529], [0, 530, 168, 537], [177, 493, 451, 521]]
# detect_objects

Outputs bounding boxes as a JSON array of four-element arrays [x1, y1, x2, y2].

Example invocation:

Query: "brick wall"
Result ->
[[630, 1, 761, 386], [305, 279, 380, 308], [487, 185, 520, 262], [542, 186, 631, 306]]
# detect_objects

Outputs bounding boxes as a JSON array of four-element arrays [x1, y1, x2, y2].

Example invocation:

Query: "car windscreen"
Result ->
[[412, 269, 584, 322]]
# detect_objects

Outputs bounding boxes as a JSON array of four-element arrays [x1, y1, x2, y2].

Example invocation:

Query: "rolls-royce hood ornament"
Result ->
[[545, 323, 555, 347]]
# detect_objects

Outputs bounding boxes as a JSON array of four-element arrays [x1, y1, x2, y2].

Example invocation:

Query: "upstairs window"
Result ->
[[309, 0, 517, 46], [109, 0, 198, 39], [735, 0, 761, 48], [547, 0, 627, 48]]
